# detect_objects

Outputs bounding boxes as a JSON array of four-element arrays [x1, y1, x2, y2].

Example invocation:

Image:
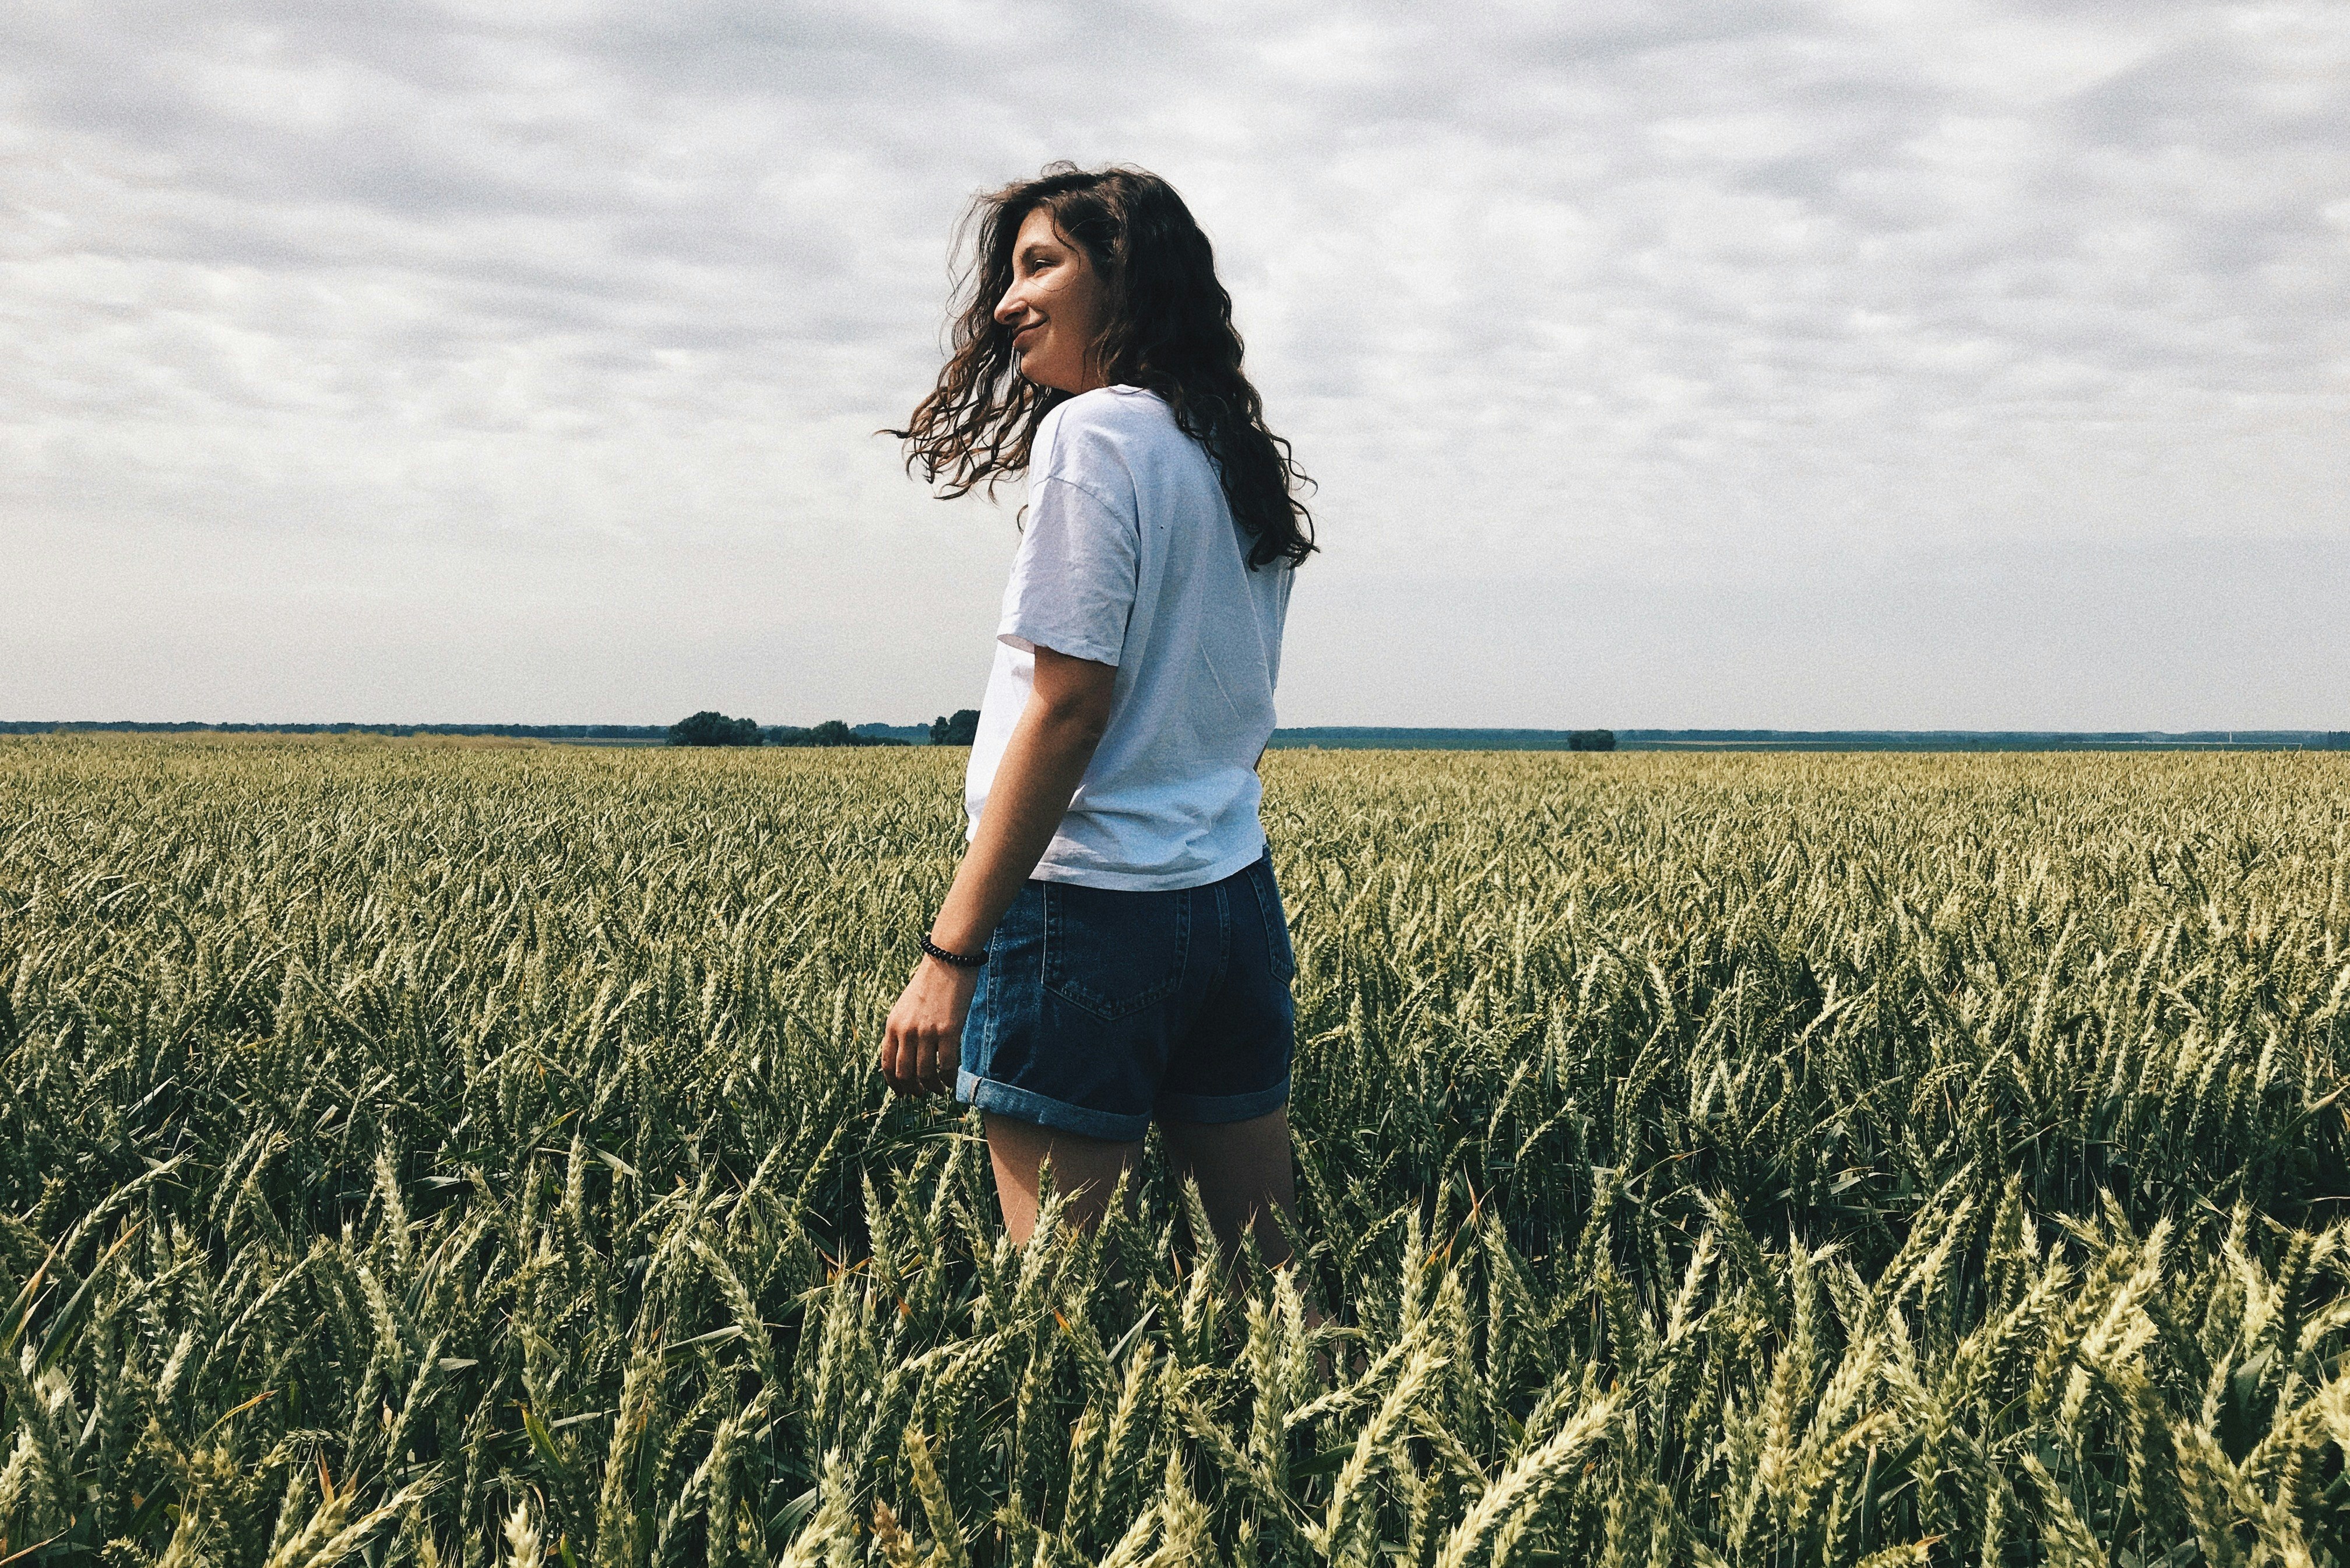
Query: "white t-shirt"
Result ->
[[965, 385, 1296, 892]]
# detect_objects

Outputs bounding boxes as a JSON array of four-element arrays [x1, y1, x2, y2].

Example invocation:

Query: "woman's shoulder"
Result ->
[[1046, 385, 1173, 443], [1035, 388, 1177, 495]]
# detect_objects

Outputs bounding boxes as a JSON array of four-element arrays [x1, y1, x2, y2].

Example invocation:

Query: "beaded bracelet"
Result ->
[[920, 934, 988, 969]]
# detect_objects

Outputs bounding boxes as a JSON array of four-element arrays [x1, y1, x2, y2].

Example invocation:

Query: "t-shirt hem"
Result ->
[[1025, 834, 1268, 892], [998, 624, 1123, 666]]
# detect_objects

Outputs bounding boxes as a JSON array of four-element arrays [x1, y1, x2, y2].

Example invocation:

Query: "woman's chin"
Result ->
[[1016, 356, 1075, 393]]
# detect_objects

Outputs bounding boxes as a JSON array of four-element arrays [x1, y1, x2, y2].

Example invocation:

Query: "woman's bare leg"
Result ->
[[1156, 1108, 1301, 1268], [983, 1112, 1144, 1244]]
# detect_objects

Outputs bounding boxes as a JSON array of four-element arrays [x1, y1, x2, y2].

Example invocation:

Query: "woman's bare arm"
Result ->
[[879, 646, 1116, 1097]]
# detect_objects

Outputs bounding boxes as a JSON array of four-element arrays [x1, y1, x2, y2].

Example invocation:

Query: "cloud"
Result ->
[[2, 0, 2345, 724]]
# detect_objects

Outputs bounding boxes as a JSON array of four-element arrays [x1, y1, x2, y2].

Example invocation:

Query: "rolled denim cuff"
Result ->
[[956, 1068, 1152, 1142], [1155, 1075, 1291, 1126]]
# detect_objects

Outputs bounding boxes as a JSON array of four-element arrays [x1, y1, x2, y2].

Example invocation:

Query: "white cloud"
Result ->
[[3, 0, 2344, 726]]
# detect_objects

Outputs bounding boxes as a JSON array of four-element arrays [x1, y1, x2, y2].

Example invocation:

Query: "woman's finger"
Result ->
[[921, 1025, 949, 1100], [881, 1012, 912, 1092]]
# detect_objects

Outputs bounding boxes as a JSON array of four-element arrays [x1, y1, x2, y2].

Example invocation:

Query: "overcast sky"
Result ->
[[5, 1, 2345, 729]]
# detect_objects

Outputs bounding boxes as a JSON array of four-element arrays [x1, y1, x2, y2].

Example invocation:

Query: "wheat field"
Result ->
[[2, 736, 2346, 1567]]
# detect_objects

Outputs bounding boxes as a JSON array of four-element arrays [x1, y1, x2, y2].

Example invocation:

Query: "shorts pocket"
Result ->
[[1248, 857, 1296, 982], [1043, 881, 1190, 1020]]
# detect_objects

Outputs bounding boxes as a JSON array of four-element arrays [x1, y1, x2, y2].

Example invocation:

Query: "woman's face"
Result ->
[[994, 206, 1107, 396]]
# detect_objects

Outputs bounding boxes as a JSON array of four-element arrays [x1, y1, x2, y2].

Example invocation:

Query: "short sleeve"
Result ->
[[998, 474, 1137, 666]]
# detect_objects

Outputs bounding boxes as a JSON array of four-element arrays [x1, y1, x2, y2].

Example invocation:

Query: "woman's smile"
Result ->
[[992, 206, 1107, 394]]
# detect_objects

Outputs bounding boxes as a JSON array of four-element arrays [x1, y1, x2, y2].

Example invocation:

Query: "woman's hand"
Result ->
[[877, 647, 1113, 1101], [880, 956, 981, 1097]]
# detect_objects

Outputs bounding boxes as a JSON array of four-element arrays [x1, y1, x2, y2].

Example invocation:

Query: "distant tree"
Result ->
[[1568, 729, 1616, 752], [767, 720, 907, 748], [669, 711, 761, 747], [931, 709, 981, 746]]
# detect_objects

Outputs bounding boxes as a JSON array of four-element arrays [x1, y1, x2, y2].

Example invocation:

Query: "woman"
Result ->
[[880, 164, 1315, 1260]]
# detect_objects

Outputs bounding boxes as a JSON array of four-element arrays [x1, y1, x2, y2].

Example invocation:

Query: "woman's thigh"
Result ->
[[1156, 1108, 1299, 1263], [982, 1112, 1141, 1243]]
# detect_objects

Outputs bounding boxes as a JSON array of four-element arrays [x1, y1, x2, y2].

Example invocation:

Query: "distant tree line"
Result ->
[[15, 720, 2337, 752], [666, 711, 913, 748], [664, 709, 987, 748], [0, 721, 669, 739], [0, 717, 964, 748], [667, 712, 762, 747], [766, 720, 905, 749]]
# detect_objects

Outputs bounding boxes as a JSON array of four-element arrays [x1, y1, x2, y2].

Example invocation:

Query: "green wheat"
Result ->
[[1, 735, 2346, 1565]]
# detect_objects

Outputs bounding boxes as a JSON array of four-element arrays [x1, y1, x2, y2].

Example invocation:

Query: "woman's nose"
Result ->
[[993, 285, 1026, 325]]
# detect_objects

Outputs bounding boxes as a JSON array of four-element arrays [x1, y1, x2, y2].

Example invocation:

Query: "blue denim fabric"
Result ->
[[956, 849, 1296, 1141]]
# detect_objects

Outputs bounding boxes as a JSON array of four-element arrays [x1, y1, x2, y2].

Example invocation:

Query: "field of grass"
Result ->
[[3, 737, 2347, 1567]]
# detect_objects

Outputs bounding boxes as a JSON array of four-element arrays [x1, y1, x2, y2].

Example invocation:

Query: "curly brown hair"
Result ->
[[893, 163, 1315, 569]]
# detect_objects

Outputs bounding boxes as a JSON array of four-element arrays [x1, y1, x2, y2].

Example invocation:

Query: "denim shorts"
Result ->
[[956, 850, 1297, 1141]]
